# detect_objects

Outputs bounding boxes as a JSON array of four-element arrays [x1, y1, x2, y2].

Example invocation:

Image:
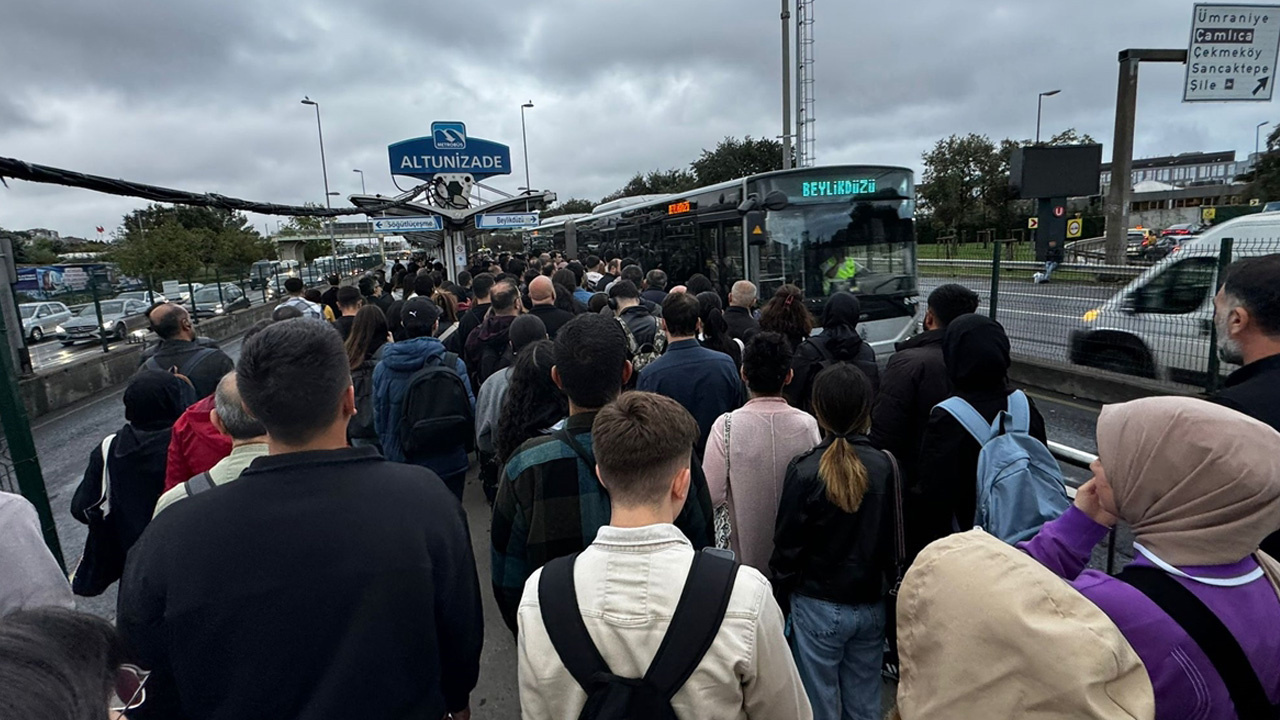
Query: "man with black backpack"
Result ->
[[139, 303, 234, 400], [516, 391, 810, 720], [373, 297, 475, 500]]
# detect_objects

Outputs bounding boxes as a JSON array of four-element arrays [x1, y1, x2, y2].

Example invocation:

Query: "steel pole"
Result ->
[[780, 0, 793, 170], [1036, 95, 1044, 144], [310, 103, 337, 262], [521, 106, 532, 194]]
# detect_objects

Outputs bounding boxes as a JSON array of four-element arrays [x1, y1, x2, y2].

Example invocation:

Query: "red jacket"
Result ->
[[163, 396, 233, 491]]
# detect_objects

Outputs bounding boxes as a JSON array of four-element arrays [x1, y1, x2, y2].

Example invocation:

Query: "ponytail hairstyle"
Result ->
[[811, 363, 875, 513], [696, 291, 735, 358]]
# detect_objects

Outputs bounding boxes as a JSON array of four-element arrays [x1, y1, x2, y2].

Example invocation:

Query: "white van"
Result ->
[[1068, 212, 1280, 386]]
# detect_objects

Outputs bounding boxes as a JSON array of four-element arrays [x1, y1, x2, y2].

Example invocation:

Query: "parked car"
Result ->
[[189, 283, 250, 318], [1125, 229, 1154, 258], [19, 302, 72, 343], [1070, 213, 1280, 386], [116, 290, 168, 305], [249, 260, 281, 289], [162, 281, 204, 305], [56, 299, 151, 346]]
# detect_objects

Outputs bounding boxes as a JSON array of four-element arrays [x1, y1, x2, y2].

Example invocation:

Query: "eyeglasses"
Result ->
[[110, 664, 150, 715]]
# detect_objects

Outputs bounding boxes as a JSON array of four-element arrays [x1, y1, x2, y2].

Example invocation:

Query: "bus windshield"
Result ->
[[757, 201, 916, 302]]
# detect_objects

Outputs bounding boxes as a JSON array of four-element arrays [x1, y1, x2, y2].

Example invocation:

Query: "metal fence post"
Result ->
[[1205, 237, 1234, 393], [0, 303, 64, 571], [988, 238, 1003, 321]]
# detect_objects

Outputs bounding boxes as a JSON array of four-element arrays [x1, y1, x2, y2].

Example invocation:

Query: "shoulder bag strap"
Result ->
[[184, 471, 216, 497], [644, 550, 739, 699], [96, 434, 116, 514], [724, 412, 733, 506], [1003, 390, 1031, 434], [1117, 565, 1276, 720], [935, 397, 996, 445], [537, 553, 612, 692], [884, 450, 905, 566], [182, 347, 219, 378], [554, 428, 597, 479], [438, 324, 458, 342]]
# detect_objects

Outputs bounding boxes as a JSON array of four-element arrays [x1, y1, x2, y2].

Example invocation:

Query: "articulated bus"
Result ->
[[530, 165, 919, 354]]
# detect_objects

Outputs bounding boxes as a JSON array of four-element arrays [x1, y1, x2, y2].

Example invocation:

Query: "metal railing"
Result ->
[[1049, 441, 1119, 574]]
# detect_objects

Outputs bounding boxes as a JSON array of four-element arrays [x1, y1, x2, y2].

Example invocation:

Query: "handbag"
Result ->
[[713, 413, 734, 551], [69, 435, 126, 597], [881, 449, 906, 682]]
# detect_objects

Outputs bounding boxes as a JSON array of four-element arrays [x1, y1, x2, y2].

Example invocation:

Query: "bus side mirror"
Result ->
[[746, 211, 767, 246], [763, 190, 790, 211]]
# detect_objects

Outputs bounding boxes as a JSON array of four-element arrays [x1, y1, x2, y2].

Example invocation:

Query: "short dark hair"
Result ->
[[357, 277, 375, 296], [585, 255, 601, 270], [472, 272, 496, 300], [554, 314, 629, 408], [337, 285, 362, 309], [621, 264, 644, 285], [645, 268, 668, 290], [149, 303, 186, 340], [928, 283, 981, 327], [609, 279, 640, 300], [661, 292, 701, 336], [237, 318, 351, 446], [742, 331, 794, 394], [686, 273, 714, 296], [593, 391, 698, 507], [491, 280, 519, 312], [271, 305, 304, 322], [1223, 254, 1280, 336], [303, 288, 323, 304], [328, 274, 340, 286], [458, 270, 472, 286], [284, 277, 304, 295], [507, 258, 528, 277], [0, 608, 126, 720], [413, 273, 436, 298]]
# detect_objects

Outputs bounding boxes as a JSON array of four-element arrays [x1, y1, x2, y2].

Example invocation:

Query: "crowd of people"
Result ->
[[1, 248, 1279, 720]]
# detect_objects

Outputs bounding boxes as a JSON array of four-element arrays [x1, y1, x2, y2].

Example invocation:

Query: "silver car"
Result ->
[[19, 302, 72, 343], [57, 299, 152, 346]]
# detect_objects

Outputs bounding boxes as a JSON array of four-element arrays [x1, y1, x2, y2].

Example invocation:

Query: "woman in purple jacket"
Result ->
[[1022, 396, 1280, 720]]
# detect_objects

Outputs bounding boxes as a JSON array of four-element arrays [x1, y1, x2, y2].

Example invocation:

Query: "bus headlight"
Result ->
[[1083, 308, 1100, 323]]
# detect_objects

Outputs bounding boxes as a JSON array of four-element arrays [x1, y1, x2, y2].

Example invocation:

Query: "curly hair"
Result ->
[[496, 340, 568, 463], [759, 284, 813, 351]]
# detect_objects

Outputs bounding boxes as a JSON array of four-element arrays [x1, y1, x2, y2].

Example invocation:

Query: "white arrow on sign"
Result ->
[[371, 216, 442, 233]]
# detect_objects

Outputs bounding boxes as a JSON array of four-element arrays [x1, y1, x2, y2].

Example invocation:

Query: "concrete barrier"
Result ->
[[19, 300, 280, 419], [1010, 355, 1197, 405]]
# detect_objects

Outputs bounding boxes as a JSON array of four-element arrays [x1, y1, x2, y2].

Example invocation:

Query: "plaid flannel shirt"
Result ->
[[490, 411, 715, 634]]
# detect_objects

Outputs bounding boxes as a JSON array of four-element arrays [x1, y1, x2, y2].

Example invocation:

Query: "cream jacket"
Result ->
[[517, 523, 812, 720]]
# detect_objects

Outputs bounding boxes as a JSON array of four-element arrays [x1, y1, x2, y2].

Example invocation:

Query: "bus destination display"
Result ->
[[801, 179, 877, 198]]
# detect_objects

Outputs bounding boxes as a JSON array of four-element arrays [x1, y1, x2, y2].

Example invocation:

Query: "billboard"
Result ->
[[14, 264, 112, 299], [388, 121, 512, 182], [1009, 145, 1104, 199]]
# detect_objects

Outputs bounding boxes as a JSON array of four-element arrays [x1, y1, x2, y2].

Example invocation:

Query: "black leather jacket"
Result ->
[[770, 435, 897, 614]]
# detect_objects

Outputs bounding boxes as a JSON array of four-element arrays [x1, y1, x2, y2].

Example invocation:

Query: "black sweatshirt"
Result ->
[[118, 446, 483, 720]]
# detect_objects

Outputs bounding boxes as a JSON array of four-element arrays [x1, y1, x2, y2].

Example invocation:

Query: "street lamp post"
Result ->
[[1257, 121, 1269, 156], [1036, 89, 1061, 144], [300, 96, 338, 262], [353, 168, 366, 194], [520, 101, 534, 194]]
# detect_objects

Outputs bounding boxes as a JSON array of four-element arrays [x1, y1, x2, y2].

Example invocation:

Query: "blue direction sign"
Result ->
[[476, 212, 540, 229], [371, 216, 442, 234], [389, 122, 512, 181]]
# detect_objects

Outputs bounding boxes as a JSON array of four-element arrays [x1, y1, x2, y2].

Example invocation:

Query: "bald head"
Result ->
[[529, 275, 555, 305], [148, 303, 193, 341], [730, 281, 758, 309]]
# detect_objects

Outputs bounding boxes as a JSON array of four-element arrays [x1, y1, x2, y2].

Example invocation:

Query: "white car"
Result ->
[[19, 302, 72, 343], [1070, 212, 1280, 385]]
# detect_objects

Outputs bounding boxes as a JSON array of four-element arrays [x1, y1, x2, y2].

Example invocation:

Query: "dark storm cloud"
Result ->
[[0, 0, 1272, 236]]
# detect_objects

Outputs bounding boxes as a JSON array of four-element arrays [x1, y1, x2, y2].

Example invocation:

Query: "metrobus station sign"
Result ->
[[388, 122, 513, 180]]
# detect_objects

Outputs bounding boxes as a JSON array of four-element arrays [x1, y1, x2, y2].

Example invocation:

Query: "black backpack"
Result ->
[[398, 352, 475, 457], [538, 548, 739, 720], [348, 358, 379, 441]]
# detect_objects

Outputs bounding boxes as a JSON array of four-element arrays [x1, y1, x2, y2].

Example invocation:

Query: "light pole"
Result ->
[[1257, 121, 1269, 156], [1036, 89, 1061, 144], [352, 168, 366, 194], [300, 96, 337, 262], [520, 101, 534, 194]]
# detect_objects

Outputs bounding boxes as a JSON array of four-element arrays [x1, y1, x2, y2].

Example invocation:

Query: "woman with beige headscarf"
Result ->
[[1019, 396, 1280, 720]]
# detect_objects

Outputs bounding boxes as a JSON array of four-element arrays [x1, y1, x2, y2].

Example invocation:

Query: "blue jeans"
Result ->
[[1042, 260, 1059, 281], [790, 594, 885, 720]]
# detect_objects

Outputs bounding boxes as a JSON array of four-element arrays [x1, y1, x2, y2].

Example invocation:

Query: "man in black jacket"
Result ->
[[527, 275, 575, 338], [118, 318, 483, 720], [456, 272, 494, 347], [1211, 254, 1280, 556], [724, 280, 760, 342], [871, 283, 979, 482], [785, 292, 880, 412], [139, 303, 234, 400], [609, 280, 661, 348], [464, 279, 520, 388]]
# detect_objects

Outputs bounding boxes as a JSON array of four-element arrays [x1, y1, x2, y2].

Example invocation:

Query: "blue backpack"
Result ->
[[935, 391, 1070, 543]]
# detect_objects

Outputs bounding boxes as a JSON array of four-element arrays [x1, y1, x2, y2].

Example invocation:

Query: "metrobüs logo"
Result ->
[[433, 122, 467, 150]]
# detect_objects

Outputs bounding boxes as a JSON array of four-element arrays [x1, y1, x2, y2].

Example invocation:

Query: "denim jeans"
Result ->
[[790, 593, 885, 720], [1042, 260, 1059, 281]]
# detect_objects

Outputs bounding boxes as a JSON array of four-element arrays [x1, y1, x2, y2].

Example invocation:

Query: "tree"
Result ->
[[110, 204, 265, 281], [542, 198, 596, 218], [920, 133, 1007, 234], [111, 218, 201, 282], [691, 136, 785, 185], [1241, 124, 1280, 201], [601, 168, 699, 203]]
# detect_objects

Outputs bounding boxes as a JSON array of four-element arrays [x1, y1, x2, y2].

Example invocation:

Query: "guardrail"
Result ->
[[1049, 442, 1119, 574]]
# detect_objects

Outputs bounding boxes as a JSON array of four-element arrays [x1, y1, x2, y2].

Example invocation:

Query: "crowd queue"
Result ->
[[2, 249, 1280, 720]]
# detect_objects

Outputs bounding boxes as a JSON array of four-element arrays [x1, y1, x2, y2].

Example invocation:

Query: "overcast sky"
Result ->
[[1, 0, 1275, 238]]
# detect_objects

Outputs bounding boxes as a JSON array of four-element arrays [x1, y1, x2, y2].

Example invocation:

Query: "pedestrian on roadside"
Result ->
[[1210, 254, 1280, 556], [771, 363, 898, 720], [494, 339, 567, 465], [275, 277, 324, 320], [517, 391, 812, 720], [139, 303, 235, 400], [913, 314, 1047, 555], [759, 284, 813, 354], [703, 331, 820, 574], [118, 318, 483, 720], [475, 315, 548, 503], [374, 297, 475, 500], [725, 280, 761, 342], [332, 285, 363, 340], [1021, 397, 1280, 720], [871, 283, 979, 500], [1034, 239, 1065, 284], [151, 373, 269, 518], [0, 492, 74, 615], [786, 292, 880, 412], [345, 304, 391, 452], [638, 292, 743, 455], [491, 314, 715, 634]]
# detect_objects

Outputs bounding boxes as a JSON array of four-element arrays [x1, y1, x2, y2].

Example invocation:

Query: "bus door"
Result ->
[[697, 218, 745, 299]]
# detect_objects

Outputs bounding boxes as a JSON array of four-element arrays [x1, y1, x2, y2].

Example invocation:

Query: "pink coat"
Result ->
[[703, 397, 821, 575]]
